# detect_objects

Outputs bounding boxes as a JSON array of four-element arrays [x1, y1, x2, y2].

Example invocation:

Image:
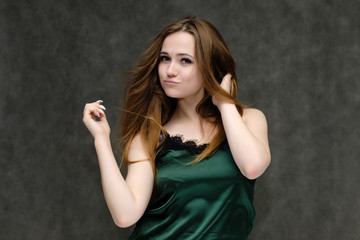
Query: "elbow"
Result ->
[[113, 215, 137, 228], [242, 155, 271, 180], [109, 203, 146, 228], [242, 167, 263, 180]]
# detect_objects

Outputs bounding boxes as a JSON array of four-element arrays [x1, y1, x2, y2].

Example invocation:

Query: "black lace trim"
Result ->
[[160, 133, 209, 156]]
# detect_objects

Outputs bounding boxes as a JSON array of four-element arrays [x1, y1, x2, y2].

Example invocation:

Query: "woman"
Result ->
[[83, 17, 270, 239]]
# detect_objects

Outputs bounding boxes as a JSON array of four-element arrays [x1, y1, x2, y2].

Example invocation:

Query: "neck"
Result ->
[[174, 97, 200, 122]]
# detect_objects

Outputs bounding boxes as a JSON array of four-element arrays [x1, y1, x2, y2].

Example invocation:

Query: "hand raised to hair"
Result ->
[[82, 100, 111, 139], [212, 73, 232, 108]]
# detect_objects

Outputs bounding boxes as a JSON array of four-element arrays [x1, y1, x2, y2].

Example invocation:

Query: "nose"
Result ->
[[166, 62, 177, 77]]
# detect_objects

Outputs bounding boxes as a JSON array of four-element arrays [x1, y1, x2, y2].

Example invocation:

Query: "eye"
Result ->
[[159, 56, 170, 62], [181, 58, 192, 64]]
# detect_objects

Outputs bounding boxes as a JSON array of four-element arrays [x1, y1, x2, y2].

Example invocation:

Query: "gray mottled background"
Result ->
[[1, 0, 359, 239]]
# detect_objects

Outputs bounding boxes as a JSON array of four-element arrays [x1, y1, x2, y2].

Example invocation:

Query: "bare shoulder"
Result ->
[[242, 108, 267, 124]]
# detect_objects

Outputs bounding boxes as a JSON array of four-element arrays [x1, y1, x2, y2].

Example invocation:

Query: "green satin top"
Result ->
[[130, 134, 256, 240]]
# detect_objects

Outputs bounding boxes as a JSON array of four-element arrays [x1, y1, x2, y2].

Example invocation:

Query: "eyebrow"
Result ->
[[160, 51, 194, 59]]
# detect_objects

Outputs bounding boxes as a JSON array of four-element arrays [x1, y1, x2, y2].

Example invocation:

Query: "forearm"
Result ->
[[94, 136, 142, 226], [219, 104, 270, 179]]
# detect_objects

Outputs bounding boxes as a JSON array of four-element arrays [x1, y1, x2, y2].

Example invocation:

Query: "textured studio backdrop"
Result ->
[[1, 0, 360, 239]]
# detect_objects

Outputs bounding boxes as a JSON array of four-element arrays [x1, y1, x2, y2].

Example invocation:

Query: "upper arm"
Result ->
[[125, 134, 154, 215], [243, 108, 271, 156]]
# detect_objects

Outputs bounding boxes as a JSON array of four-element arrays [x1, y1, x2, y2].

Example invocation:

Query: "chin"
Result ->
[[163, 90, 181, 99]]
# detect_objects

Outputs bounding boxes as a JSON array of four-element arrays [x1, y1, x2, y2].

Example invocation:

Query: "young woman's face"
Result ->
[[158, 31, 204, 101]]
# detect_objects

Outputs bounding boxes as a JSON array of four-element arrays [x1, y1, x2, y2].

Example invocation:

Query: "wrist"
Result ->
[[217, 102, 236, 113], [94, 135, 111, 147]]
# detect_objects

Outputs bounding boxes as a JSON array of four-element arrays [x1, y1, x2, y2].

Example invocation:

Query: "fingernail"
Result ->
[[99, 109, 105, 115], [96, 100, 103, 103], [100, 105, 106, 110]]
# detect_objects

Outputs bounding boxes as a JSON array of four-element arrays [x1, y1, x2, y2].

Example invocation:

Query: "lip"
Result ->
[[164, 80, 179, 85]]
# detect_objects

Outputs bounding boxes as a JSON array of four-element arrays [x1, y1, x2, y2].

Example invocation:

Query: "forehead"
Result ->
[[161, 31, 195, 54]]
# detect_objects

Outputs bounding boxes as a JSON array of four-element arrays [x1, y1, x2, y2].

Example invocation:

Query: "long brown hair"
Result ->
[[119, 17, 244, 172]]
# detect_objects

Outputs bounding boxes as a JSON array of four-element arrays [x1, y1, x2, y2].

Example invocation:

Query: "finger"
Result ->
[[95, 100, 107, 114], [84, 100, 107, 120], [83, 104, 97, 122], [84, 103, 94, 116], [98, 108, 107, 117], [98, 103, 106, 117], [99, 104, 106, 111], [84, 104, 103, 118], [96, 105, 107, 118]]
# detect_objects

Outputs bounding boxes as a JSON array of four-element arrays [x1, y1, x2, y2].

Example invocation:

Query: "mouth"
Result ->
[[164, 80, 179, 85]]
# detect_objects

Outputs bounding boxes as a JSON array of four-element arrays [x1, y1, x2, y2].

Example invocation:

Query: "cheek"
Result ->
[[191, 70, 203, 88], [157, 65, 163, 77], [158, 62, 169, 76]]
